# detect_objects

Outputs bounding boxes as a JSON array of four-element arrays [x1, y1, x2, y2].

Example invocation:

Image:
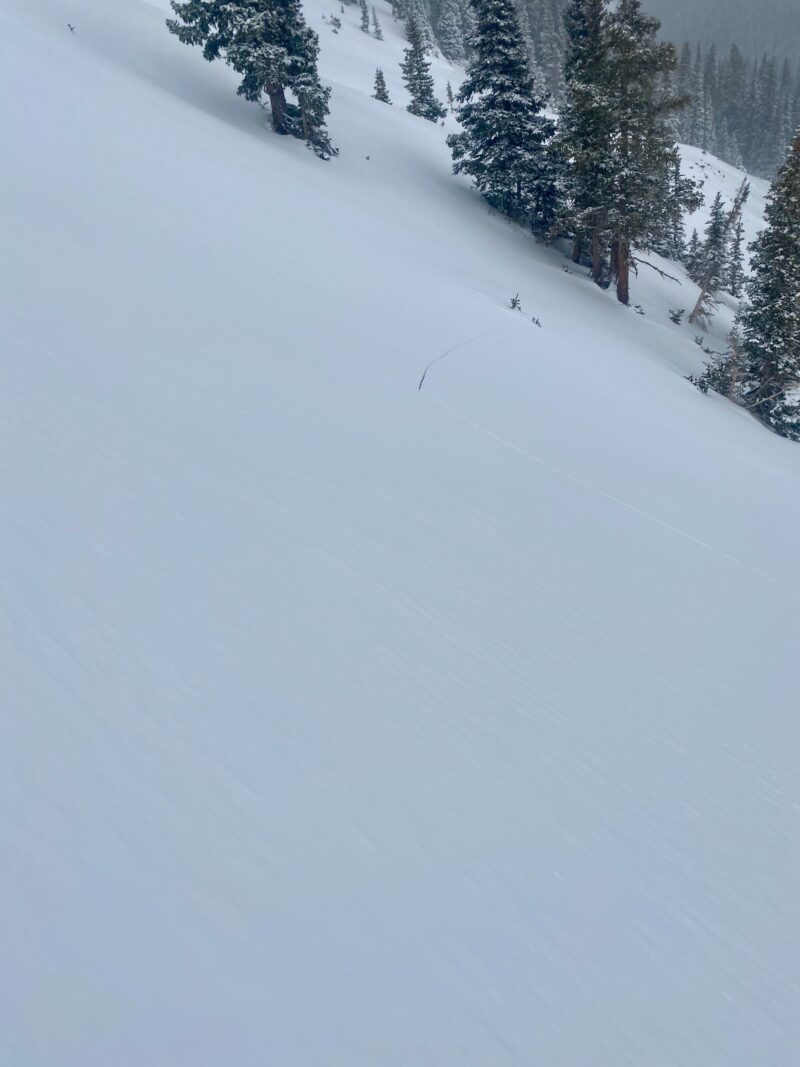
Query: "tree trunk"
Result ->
[[615, 240, 630, 305], [571, 235, 583, 264], [267, 84, 288, 134], [591, 229, 603, 284]]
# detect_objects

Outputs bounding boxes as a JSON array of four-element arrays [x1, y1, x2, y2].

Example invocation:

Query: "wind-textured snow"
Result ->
[[1, 1, 799, 1065]]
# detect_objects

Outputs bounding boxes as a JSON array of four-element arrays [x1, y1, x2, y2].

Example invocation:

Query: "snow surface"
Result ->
[[2, 1, 799, 1064]]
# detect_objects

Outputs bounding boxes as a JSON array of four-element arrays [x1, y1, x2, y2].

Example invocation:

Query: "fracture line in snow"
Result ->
[[424, 392, 800, 599], [417, 329, 511, 391]]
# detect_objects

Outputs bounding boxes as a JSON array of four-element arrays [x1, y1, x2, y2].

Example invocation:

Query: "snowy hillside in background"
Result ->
[[2, 1, 799, 1066], [682, 149, 770, 250]]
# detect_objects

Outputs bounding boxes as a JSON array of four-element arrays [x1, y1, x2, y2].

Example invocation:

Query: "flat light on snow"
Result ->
[[1, 0, 799, 1065]]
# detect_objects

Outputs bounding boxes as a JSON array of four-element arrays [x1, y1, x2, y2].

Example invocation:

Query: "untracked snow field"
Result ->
[[1, 1, 799, 1064]]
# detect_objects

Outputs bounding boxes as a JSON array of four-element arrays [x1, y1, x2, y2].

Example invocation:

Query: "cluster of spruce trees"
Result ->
[[446, 0, 702, 306], [371, 7, 451, 118], [386, 0, 565, 89], [685, 190, 748, 307], [692, 134, 800, 440]]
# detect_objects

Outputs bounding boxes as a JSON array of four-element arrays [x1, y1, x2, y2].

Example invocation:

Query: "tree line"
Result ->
[[395, 0, 800, 180], [686, 139, 800, 440], [668, 43, 800, 180], [166, 0, 799, 440], [645, 0, 800, 62]]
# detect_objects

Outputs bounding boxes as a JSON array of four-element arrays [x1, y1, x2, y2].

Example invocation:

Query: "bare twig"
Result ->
[[630, 257, 682, 285]]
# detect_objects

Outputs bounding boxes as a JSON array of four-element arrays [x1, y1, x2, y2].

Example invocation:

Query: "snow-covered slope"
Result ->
[[2, 1, 799, 1065], [682, 148, 770, 250]]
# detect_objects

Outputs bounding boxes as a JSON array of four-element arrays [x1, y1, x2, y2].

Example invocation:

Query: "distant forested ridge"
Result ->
[[646, 0, 800, 60], [509, 0, 800, 178], [668, 42, 800, 179]]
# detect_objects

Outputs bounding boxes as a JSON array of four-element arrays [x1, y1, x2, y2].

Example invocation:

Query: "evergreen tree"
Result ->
[[703, 43, 719, 123], [167, 0, 336, 158], [603, 0, 693, 303], [685, 228, 702, 281], [360, 0, 370, 32], [660, 65, 680, 142], [535, 0, 566, 103], [458, 0, 476, 43], [406, 0, 436, 51], [558, 0, 613, 279], [373, 66, 392, 102], [728, 131, 744, 170], [515, 0, 536, 73], [714, 115, 732, 162], [753, 57, 782, 176], [687, 47, 705, 146], [436, 0, 467, 61], [401, 11, 447, 119], [726, 216, 746, 297], [654, 157, 695, 261], [700, 89, 715, 153], [700, 192, 729, 290], [528, 42, 549, 102], [676, 41, 693, 140], [447, 0, 557, 229], [446, 79, 455, 110], [685, 192, 728, 325], [371, 6, 384, 38], [737, 131, 800, 439]]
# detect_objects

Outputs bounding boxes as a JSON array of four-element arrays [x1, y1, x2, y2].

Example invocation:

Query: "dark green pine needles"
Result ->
[[167, 0, 337, 158], [557, 0, 614, 279], [447, 0, 558, 231], [373, 68, 391, 103], [401, 11, 446, 121], [737, 131, 800, 439]]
